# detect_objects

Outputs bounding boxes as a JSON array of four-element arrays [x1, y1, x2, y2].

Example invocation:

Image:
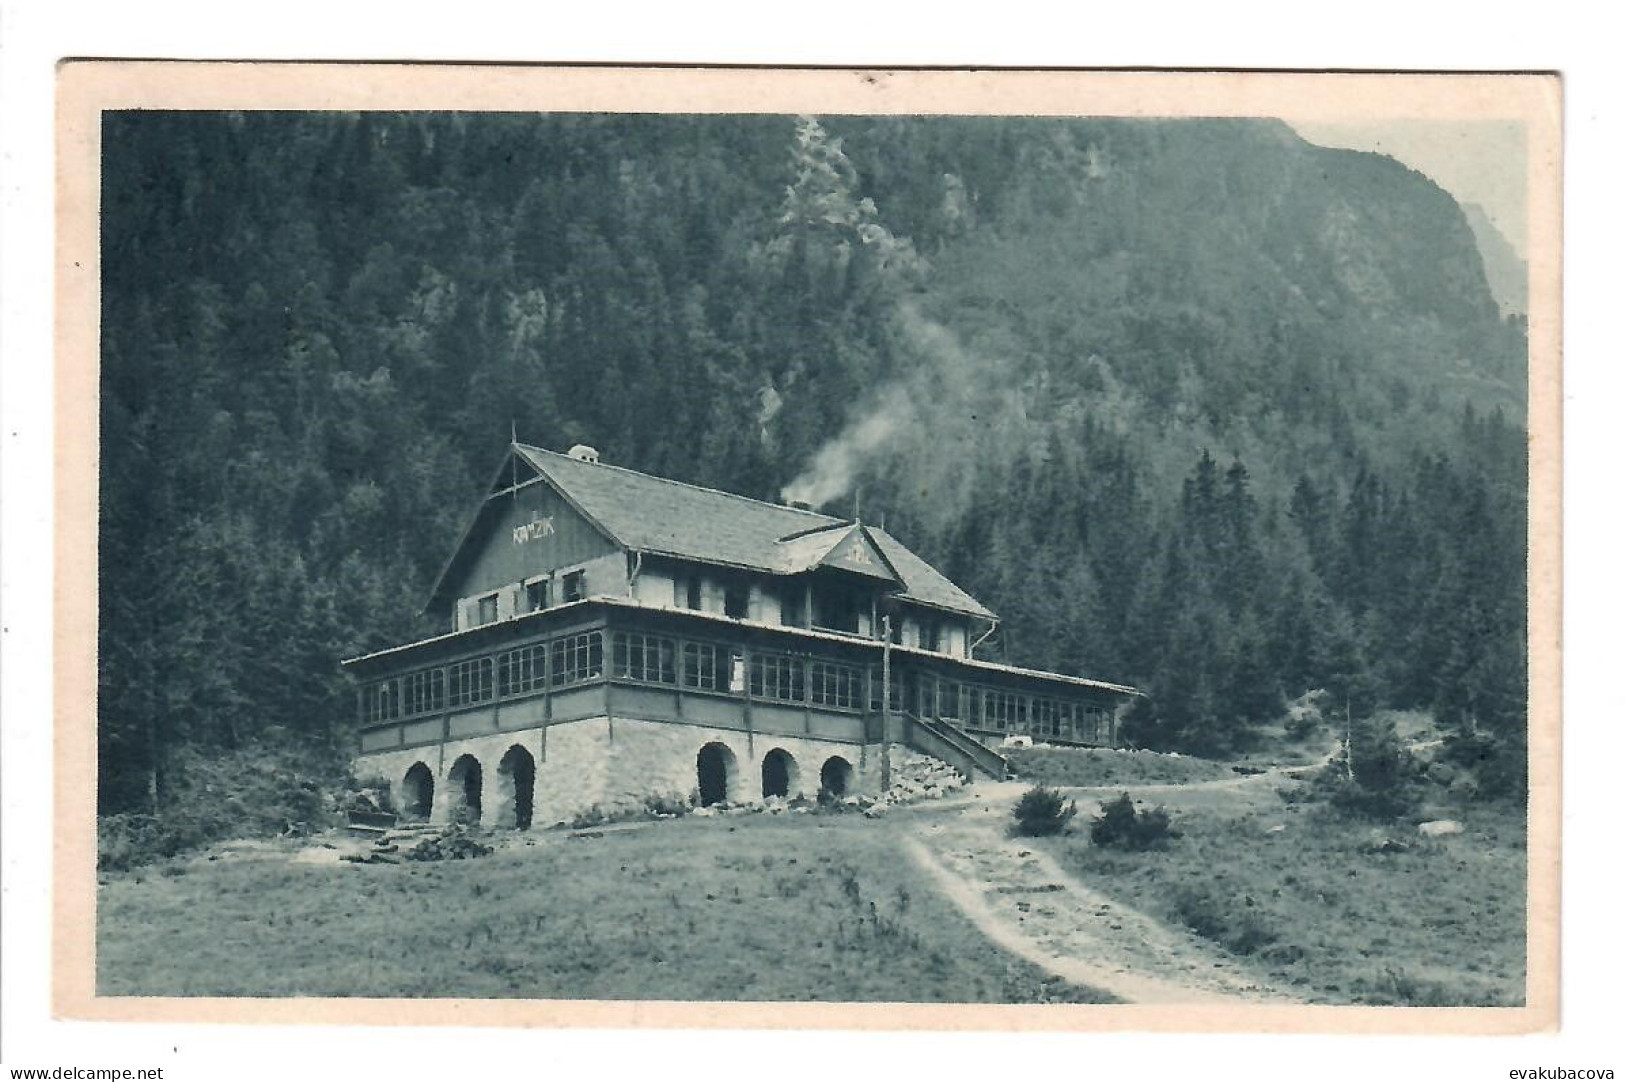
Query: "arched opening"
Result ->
[[448, 754, 483, 824], [401, 762, 435, 821], [497, 745, 536, 830], [819, 755, 854, 799], [696, 742, 739, 807], [761, 748, 800, 799]]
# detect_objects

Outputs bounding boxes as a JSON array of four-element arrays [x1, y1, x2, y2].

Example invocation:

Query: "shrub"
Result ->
[[1314, 717, 1424, 820], [566, 804, 609, 829], [1169, 884, 1278, 955], [1089, 792, 1178, 850], [1012, 786, 1077, 836], [1441, 727, 1528, 804], [643, 791, 691, 817], [97, 739, 351, 871], [1285, 711, 1321, 742]]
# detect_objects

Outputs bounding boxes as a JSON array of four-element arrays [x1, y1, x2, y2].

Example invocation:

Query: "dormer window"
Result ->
[[524, 579, 550, 613], [724, 582, 749, 619], [476, 594, 499, 626], [562, 570, 585, 604]]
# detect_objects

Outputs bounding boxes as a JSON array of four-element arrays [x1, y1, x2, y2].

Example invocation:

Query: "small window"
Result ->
[[780, 585, 805, 627], [477, 594, 499, 625], [525, 579, 550, 613], [403, 669, 445, 715], [684, 576, 703, 611], [922, 621, 943, 652], [550, 631, 604, 686], [682, 641, 721, 690], [562, 570, 585, 603], [748, 652, 803, 702], [724, 582, 749, 619], [448, 657, 495, 707], [612, 631, 677, 684], [809, 660, 861, 710]]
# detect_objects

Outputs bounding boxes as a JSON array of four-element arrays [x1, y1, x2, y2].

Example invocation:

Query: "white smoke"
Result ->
[[780, 383, 912, 509], [780, 303, 1036, 521]]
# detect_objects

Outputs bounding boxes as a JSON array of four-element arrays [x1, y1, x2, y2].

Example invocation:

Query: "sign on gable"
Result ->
[[820, 527, 896, 581], [512, 512, 557, 545]]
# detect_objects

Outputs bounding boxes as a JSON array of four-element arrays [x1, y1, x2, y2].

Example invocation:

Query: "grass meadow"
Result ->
[[96, 812, 1114, 1003], [1041, 786, 1528, 1006]]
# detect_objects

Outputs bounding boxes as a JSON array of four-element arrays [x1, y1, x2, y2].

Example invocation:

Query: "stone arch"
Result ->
[[447, 754, 483, 824], [495, 744, 537, 830], [760, 747, 800, 800], [401, 761, 435, 821], [696, 741, 740, 807], [819, 755, 854, 799]]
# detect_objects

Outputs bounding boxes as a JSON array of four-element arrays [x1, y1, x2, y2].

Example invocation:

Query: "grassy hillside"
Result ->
[[1039, 779, 1526, 1005], [98, 812, 1111, 1002]]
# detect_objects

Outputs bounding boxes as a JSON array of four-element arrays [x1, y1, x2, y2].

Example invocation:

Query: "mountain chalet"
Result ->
[[341, 443, 1140, 828]]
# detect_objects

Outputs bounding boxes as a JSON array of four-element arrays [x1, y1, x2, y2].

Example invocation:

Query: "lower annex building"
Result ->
[[341, 442, 1140, 828]]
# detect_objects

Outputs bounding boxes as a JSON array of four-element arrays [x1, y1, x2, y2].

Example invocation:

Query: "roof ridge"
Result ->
[[517, 443, 843, 526], [776, 520, 856, 544]]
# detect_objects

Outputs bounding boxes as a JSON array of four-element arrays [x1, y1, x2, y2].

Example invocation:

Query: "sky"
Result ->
[[1290, 119, 1528, 258]]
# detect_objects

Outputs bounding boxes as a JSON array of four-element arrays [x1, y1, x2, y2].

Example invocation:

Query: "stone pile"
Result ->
[[691, 796, 815, 818], [403, 826, 494, 861], [883, 749, 966, 806], [337, 824, 493, 863]]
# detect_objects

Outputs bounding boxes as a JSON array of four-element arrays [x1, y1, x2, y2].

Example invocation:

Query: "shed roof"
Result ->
[[501, 443, 995, 619]]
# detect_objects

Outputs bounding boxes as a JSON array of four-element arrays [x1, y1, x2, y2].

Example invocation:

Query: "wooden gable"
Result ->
[[818, 525, 899, 583], [428, 473, 623, 615]]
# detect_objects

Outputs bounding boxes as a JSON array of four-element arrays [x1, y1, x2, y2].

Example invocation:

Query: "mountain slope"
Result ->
[[1461, 202, 1529, 317], [96, 112, 1529, 817]]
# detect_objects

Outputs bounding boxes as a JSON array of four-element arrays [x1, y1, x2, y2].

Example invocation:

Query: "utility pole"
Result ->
[[1345, 693, 1355, 783], [880, 613, 893, 793]]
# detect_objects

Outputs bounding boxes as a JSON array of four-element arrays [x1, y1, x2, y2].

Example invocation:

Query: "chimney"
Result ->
[[567, 444, 600, 464]]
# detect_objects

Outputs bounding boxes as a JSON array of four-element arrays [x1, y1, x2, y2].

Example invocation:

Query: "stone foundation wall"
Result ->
[[352, 716, 887, 829]]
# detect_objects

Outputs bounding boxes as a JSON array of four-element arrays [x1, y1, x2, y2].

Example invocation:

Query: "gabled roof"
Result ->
[[493, 443, 995, 620], [775, 521, 896, 583]]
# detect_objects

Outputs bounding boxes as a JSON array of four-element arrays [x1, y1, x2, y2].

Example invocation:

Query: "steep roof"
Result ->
[[508, 443, 996, 620]]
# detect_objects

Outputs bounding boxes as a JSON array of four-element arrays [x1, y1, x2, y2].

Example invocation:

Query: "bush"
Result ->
[[1170, 884, 1278, 955], [1012, 786, 1077, 836], [1089, 792, 1178, 850], [98, 813, 205, 871], [1314, 716, 1424, 820], [644, 791, 691, 817], [1285, 711, 1321, 742], [97, 740, 351, 871], [1441, 727, 1528, 804]]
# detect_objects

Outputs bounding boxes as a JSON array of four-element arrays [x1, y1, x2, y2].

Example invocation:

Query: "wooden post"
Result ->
[[1345, 694, 1355, 783], [880, 615, 893, 793], [742, 648, 754, 756]]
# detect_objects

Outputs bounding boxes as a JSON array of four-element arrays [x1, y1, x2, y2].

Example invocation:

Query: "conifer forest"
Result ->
[[98, 112, 1529, 819]]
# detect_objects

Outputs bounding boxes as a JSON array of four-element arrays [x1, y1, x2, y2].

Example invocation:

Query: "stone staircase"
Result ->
[[902, 712, 1010, 782]]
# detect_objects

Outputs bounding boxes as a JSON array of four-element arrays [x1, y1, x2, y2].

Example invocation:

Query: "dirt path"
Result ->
[[899, 777, 1305, 1004]]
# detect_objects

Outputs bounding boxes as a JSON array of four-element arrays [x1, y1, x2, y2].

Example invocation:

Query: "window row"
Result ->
[[363, 636, 1113, 742], [363, 631, 607, 721], [933, 681, 1114, 743], [468, 570, 588, 629]]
